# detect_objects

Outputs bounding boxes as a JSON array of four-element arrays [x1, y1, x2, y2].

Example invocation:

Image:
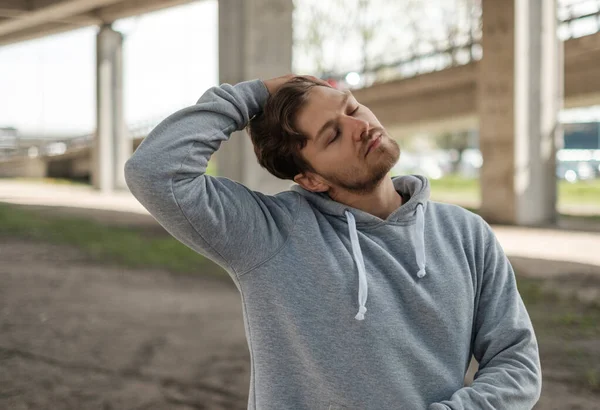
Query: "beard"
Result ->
[[322, 133, 400, 195]]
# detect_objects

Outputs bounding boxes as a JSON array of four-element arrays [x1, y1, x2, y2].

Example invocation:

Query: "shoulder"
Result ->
[[426, 201, 491, 244], [427, 201, 484, 226]]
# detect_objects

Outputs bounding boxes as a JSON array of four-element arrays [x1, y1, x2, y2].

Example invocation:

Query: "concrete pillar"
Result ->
[[479, 0, 563, 225], [93, 24, 130, 192], [217, 0, 294, 195]]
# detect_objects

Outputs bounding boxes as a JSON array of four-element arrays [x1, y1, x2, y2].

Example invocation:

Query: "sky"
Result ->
[[0, 1, 219, 135]]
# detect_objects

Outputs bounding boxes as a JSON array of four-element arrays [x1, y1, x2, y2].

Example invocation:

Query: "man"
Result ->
[[124, 74, 542, 409]]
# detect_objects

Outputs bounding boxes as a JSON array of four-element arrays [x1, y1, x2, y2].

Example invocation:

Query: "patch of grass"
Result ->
[[516, 276, 600, 395], [552, 311, 600, 336], [560, 179, 600, 205], [206, 159, 217, 176], [0, 203, 216, 275], [585, 369, 600, 391], [516, 276, 548, 305], [517, 276, 600, 336], [429, 175, 479, 192], [429, 175, 600, 207]]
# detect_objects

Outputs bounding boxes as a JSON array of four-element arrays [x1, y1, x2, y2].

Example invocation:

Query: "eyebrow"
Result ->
[[315, 91, 351, 144]]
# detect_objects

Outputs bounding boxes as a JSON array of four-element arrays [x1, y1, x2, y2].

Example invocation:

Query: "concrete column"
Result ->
[[216, 0, 294, 195], [479, 0, 563, 225], [93, 24, 130, 192]]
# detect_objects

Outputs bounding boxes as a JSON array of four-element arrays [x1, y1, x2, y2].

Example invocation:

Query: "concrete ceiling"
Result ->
[[0, 0, 197, 46]]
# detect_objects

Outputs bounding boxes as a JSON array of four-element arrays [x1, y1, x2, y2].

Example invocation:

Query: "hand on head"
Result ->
[[263, 74, 331, 96]]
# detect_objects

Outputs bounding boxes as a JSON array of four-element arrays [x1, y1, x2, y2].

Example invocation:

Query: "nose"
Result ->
[[342, 116, 369, 142]]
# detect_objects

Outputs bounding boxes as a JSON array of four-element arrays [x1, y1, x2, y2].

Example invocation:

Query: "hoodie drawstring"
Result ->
[[345, 211, 368, 321], [415, 203, 427, 278], [345, 204, 427, 321], [415, 204, 426, 278]]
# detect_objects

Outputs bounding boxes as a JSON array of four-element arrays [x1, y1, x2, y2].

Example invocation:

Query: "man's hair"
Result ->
[[247, 76, 324, 180]]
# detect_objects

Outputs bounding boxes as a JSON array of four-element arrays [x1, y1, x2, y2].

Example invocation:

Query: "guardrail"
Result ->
[[0, 117, 163, 162]]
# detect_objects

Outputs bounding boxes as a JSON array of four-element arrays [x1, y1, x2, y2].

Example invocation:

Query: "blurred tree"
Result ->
[[435, 130, 471, 173], [292, 0, 342, 76], [293, 0, 406, 76], [293, 0, 482, 80]]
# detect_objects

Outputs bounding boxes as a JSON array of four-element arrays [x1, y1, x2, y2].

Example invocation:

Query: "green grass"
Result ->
[[516, 276, 600, 393], [429, 175, 600, 207], [429, 174, 480, 192], [560, 178, 600, 204], [0, 203, 216, 275]]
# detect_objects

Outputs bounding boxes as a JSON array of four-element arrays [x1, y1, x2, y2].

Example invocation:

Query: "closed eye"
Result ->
[[329, 128, 341, 144]]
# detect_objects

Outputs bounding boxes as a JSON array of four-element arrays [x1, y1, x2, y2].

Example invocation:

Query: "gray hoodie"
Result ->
[[124, 79, 542, 409]]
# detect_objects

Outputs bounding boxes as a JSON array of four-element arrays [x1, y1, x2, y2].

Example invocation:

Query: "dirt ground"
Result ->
[[1, 236, 600, 409], [0, 238, 250, 410]]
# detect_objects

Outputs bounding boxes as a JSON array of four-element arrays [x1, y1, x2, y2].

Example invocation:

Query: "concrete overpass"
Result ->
[[354, 31, 600, 139], [5, 29, 600, 180], [0, 0, 580, 225], [0, 0, 294, 194], [0, 0, 201, 46]]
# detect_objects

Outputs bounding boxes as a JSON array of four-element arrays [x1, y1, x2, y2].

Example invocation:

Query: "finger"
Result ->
[[305, 75, 332, 87]]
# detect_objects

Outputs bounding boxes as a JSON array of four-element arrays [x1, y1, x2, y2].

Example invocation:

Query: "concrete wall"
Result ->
[[0, 157, 47, 178]]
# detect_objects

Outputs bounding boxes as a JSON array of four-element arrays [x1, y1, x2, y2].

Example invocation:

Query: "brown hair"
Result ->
[[247, 76, 324, 180]]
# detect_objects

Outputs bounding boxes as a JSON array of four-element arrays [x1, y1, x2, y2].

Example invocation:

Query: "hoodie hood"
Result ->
[[290, 174, 430, 225], [291, 175, 430, 320]]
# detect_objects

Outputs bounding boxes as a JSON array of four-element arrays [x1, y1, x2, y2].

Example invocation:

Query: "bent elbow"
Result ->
[[124, 156, 145, 193]]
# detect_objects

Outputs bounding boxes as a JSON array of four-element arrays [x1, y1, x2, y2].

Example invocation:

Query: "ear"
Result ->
[[293, 172, 329, 193]]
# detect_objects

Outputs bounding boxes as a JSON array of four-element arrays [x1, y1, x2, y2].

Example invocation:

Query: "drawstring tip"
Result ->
[[417, 268, 426, 278], [355, 306, 367, 321]]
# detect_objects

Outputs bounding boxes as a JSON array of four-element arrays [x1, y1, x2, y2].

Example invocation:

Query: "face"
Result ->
[[294, 86, 400, 194]]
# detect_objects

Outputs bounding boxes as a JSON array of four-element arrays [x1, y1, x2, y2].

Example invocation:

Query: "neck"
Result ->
[[329, 177, 403, 220]]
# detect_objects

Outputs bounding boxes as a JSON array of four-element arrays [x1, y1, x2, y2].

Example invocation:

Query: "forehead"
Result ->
[[304, 86, 347, 112], [297, 86, 349, 138]]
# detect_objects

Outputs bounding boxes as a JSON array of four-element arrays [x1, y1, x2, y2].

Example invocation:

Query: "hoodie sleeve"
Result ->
[[124, 79, 299, 277], [429, 219, 542, 410]]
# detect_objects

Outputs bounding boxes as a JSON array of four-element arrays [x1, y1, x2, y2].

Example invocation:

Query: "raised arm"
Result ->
[[124, 78, 300, 277]]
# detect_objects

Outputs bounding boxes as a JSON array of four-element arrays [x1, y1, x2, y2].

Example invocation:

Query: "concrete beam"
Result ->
[[216, 0, 294, 195], [0, 156, 47, 178], [0, 0, 195, 45], [0, 0, 122, 36], [0, 7, 101, 25], [355, 64, 478, 132], [0, 0, 31, 12], [96, 0, 194, 21], [93, 24, 129, 191], [0, 20, 93, 45], [351, 31, 600, 135], [478, 0, 561, 225]]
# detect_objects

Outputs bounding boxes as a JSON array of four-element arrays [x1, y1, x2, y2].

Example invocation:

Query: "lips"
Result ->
[[365, 133, 382, 157]]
